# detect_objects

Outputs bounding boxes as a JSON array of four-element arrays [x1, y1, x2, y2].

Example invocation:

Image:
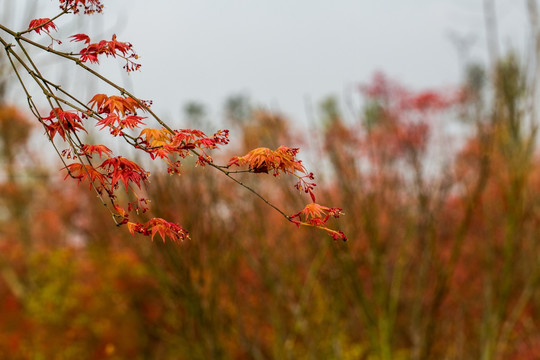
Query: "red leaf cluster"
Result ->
[[89, 94, 142, 116], [127, 219, 189, 243], [80, 144, 113, 159], [88, 94, 146, 135], [229, 146, 317, 201], [65, 149, 147, 198], [137, 128, 230, 173], [27, 18, 57, 35], [290, 203, 347, 241], [71, 34, 140, 72], [63, 163, 107, 189], [15, 2, 345, 244], [42, 108, 86, 140], [99, 157, 148, 193]]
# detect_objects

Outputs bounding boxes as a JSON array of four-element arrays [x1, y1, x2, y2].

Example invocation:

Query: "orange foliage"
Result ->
[[3, 1, 540, 358]]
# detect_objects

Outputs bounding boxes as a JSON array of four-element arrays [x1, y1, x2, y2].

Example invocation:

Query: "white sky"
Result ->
[[1, 0, 531, 127]]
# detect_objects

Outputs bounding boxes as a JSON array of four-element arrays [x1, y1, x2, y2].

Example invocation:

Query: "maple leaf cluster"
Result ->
[[100, 157, 149, 193], [64, 155, 148, 194], [54, 92, 232, 242], [137, 128, 230, 173], [28, 17, 138, 73], [290, 203, 347, 241], [229, 146, 305, 175], [71, 34, 141, 72], [28, 18, 57, 35], [228, 146, 317, 201], [63, 163, 107, 189], [42, 108, 87, 140], [127, 219, 189, 243], [63, 147, 186, 242], [227, 146, 345, 239], [13, 1, 346, 243], [27, 18, 62, 47], [88, 94, 146, 135], [81, 144, 113, 158]]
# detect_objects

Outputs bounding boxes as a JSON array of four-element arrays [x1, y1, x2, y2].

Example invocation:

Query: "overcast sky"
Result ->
[[3, 0, 531, 127]]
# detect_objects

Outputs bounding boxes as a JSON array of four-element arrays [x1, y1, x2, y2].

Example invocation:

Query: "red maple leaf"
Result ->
[[70, 33, 91, 44], [144, 218, 189, 242], [120, 115, 145, 130], [99, 156, 149, 192], [42, 108, 86, 140], [126, 219, 189, 242], [80, 144, 113, 158], [74, 35, 140, 71], [289, 203, 346, 241], [96, 114, 120, 130], [28, 18, 57, 35]]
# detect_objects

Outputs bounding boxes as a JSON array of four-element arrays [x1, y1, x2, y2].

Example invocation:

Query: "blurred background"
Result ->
[[2, 1, 540, 359]]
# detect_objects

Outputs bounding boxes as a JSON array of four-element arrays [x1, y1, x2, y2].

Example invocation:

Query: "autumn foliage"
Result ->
[[0, 0, 344, 244], [3, 1, 540, 360]]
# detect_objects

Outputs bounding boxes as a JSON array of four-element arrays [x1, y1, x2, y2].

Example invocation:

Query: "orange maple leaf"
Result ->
[[89, 94, 143, 116], [289, 203, 347, 241], [127, 219, 189, 242], [139, 128, 172, 148], [63, 162, 108, 189], [229, 146, 306, 175]]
